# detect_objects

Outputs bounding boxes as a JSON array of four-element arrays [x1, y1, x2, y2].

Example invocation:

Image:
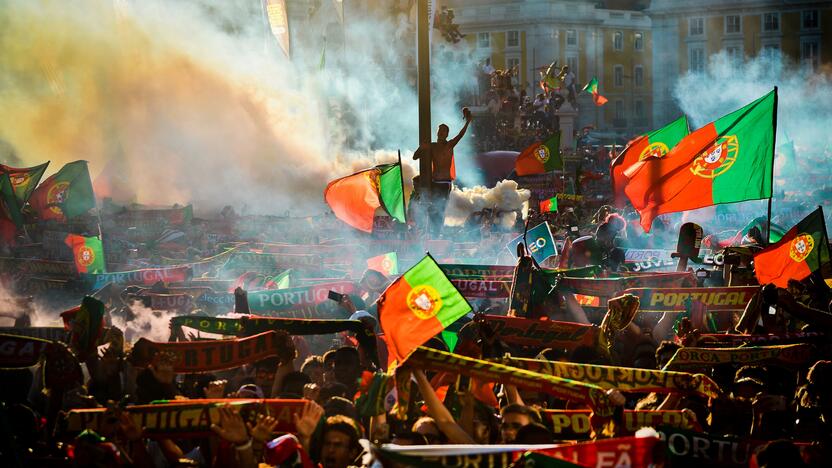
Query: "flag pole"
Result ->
[[398, 149, 407, 223], [766, 86, 778, 245]]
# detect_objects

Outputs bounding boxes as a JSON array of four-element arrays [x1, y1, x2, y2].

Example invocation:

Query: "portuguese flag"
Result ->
[[0, 174, 23, 244], [367, 252, 398, 276], [582, 77, 608, 106], [515, 131, 562, 176], [611, 116, 689, 207], [324, 162, 406, 233], [0, 162, 49, 205], [29, 160, 95, 221], [754, 207, 830, 288], [624, 89, 777, 232], [539, 196, 557, 212], [65, 234, 107, 274], [378, 255, 471, 367]]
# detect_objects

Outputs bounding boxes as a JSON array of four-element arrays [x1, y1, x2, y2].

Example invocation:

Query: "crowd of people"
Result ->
[[0, 166, 830, 467]]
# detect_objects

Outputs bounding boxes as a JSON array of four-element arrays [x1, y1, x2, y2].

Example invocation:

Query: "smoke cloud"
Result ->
[[0, 0, 478, 215], [445, 179, 530, 228], [672, 51, 832, 228]]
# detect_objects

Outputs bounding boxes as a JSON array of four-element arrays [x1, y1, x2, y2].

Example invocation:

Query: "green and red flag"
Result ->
[[539, 196, 558, 213], [29, 160, 95, 221], [515, 131, 562, 176], [367, 252, 398, 276], [0, 174, 23, 244], [0, 162, 49, 205], [611, 116, 689, 206], [378, 255, 471, 368], [754, 207, 830, 287], [624, 89, 777, 232], [65, 234, 107, 274], [582, 77, 608, 106], [324, 162, 406, 233]]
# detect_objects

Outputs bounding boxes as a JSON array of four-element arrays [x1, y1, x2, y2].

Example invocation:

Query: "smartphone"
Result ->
[[328, 290, 344, 302]]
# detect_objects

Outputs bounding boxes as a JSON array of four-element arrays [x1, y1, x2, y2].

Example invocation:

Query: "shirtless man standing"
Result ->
[[414, 107, 473, 236]]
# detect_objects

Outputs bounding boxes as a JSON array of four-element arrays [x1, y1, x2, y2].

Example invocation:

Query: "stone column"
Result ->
[[555, 101, 579, 150]]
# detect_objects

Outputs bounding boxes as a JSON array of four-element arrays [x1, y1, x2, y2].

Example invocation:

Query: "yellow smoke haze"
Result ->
[[0, 0, 339, 212]]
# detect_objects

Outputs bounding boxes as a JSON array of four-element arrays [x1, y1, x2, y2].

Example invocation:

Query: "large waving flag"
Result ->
[[582, 77, 608, 106], [264, 0, 290, 58], [0, 162, 49, 205], [29, 160, 95, 221], [324, 162, 406, 233], [624, 89, 776, 231], [0, 174, 23, 244], [515, 131, 562, 176], [378, 255, 471, 368], [611, 116, 689, 206], [754, 208, 830, 287]]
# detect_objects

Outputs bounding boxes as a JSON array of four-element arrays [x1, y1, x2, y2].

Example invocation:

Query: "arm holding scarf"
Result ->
[[413, 369, 476, 444]]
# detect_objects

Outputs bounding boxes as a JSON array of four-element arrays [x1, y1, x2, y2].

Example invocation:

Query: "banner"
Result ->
[[559, 272, 696, 298], [696, 331, 827, 348], [84, 266, 192, 290], [246, 281, 354, 312], [657, 426, 772, 467], [142, 293, 193, 312], [450, 279, 511, 298], [506, 357, 722, 399], [664, 343, 813, 370], [170, 316, 243, 335], [63, 399, 304, 439], [407, 346, 613, 416], [0, 333, 51, 367], [555, 193, 585, 202], [240, 316, 379, 367], [0, 327, 69, 343], [0, 257, 76, 277], [265, 0, 290, 57], [506, 222, 557, 263], [221, 252, 321, 274], [481, 314, 598, 350], [113, 205, 193, 227], [194, 290, 235, 309], [128, 331, 286, 373], [440, 264, 515, 279], [530, 436, 661, 467], [543, 410, 701, 439], [622, 286, 758, 312]]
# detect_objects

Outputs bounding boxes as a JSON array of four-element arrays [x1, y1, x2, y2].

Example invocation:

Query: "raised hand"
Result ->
[[248, 413, 279, 443], [292, 401, 324, 440], [210, 404, 249, 445]]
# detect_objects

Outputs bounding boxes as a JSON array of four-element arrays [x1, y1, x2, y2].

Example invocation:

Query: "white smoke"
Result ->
[[0, 0, 479, 215], [111, 300, 178, 343], [444, 179, 530, 228], [672, 51, 832, 229]]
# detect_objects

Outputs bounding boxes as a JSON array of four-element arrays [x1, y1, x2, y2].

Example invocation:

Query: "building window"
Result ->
[[763, 13, 779, 32], [507, 57, 520, 71], [634, 32, 644, 50], [613, 65, 623, 87], [634, 65, 644, 87], [689, 47, 705, 72], [689, 17, 704, 36], [635, 100, 645, 118], [507, 30, 520, 48], [615, 100, 625, 120], [566, 29, 577, 47], [725, 15, 741, 34], [726, 46, 743, 65], [613, 31, 623, 50], [802, 10, 819, 30], [761, 43, 780, 60], [802, 40, 820, 71], [477, 32, 490, 48], [566, 55, 578, 79]]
